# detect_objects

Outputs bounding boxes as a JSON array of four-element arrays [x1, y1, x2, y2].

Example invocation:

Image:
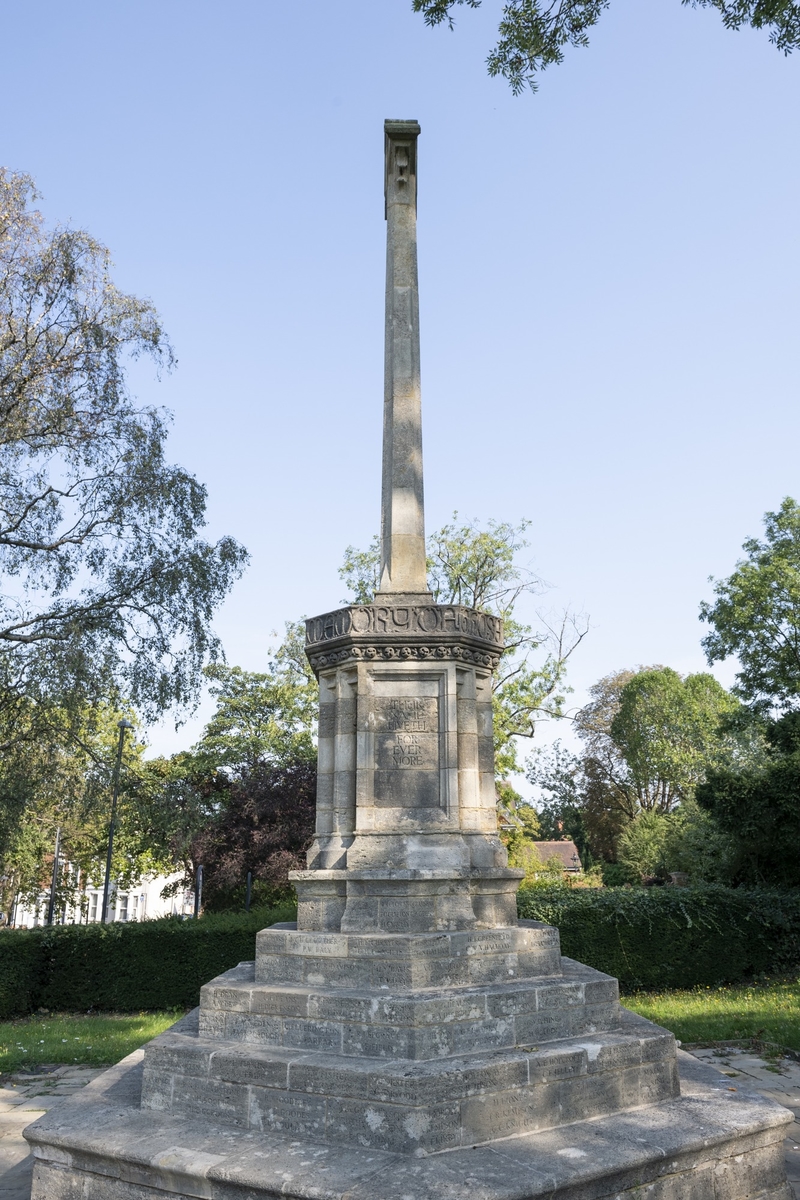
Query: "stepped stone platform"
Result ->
[[23, 1022, 793, 1200], [133, 921, 679, 1156]]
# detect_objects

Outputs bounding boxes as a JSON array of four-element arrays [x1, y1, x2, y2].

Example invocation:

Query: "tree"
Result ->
[[136, 623, 320, 907], [696, 710, 800, 885], [575, 667, 739, 819], [616, 810, 673, 881], [609, 668, 741, 811], [189, 760, 317, 911], [412, 0, 800, 95], [0, 704, 178, 919], [528, 666, 744, 866], [701, 498, 800, 713], [0, 169, 247, 726], [192, 630, 317, 775], [525, 740, 594, 865], [339, 515, 588, 774]]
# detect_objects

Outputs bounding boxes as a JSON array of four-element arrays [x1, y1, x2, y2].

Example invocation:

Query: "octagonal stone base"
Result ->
[[24, 1041, 792, 1200]]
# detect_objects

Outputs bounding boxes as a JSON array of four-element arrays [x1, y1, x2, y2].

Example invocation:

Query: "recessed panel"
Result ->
[[371, 693, 442, 810]]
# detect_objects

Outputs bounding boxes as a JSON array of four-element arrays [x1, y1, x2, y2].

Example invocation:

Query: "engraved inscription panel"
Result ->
[[372, 697, 440, 808], [306, 605, 503, 648]]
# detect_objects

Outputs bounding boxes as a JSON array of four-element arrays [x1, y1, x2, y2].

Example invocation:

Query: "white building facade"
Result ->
[[10, 871, 195, 928]]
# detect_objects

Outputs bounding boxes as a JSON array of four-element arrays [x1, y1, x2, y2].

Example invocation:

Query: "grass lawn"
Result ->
[[624, 976, 800, 1051], [0, 1011, 182, 1075], [2, 978, 799, 1075]]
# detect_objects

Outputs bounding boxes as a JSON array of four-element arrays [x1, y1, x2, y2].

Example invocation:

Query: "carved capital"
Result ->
[[307, 642, 502, 674], [385, 119, 419, 212], [305, 602, 504, 677]]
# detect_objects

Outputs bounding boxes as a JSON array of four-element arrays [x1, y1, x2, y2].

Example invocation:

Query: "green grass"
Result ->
[[0, 1011, 182, 1075], [624, 977, 800, 1051], [2, 978, 799, 1076]]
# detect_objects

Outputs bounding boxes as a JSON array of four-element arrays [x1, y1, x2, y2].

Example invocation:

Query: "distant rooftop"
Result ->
[[533, 841, 582, 872]]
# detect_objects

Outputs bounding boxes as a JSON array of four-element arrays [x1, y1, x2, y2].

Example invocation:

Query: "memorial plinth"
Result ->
[[296, 599, 519, 935], [24, 119, 792, 1200]]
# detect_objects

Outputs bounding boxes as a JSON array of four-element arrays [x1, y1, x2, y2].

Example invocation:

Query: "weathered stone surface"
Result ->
[[24, 1048, 794, 1198], [140, 998, 681, 1154], [254, 923, 562, 987], [196, 958, 621, 1063]]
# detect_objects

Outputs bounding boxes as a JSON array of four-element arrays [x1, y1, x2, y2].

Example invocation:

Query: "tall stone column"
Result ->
[[378, 120, 430, 600], [292, 121, 522, 935]]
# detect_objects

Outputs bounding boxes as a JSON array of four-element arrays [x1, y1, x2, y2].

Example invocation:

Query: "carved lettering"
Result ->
[[291, 936, 344, 958], [306, 605, 504, 647], [350, 607, 372, 634]]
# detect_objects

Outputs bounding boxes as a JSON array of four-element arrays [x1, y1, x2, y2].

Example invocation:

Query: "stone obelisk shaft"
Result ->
[[378, 120, 430, 599]]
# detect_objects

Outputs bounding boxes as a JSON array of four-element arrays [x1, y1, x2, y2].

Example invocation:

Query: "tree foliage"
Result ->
[[340, 515, 588, 774], [192, 629, 317, 775], [701, 498, 800, 712], [696, 710, 800, 886], [577, 666, 740, 819], [136, 624, 320, 907], [0, 705, 178, 919], [528, 666, 745, 871], [189, 760, 317, 911], [0, 169, 247, 724], [525, 740, 594, 865], [412, 0, 800, 94]]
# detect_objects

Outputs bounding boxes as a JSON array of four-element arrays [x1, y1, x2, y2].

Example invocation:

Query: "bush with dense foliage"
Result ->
[[0, 901, 295, 1018], [518, 884, 800, 990]]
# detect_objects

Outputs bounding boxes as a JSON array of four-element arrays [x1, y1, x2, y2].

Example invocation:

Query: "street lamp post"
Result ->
[[46, 825, 62, 926], [101, 719, 133, 924], [193, 864, 204, 918]]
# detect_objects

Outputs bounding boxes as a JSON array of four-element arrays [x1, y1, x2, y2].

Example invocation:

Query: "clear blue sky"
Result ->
[[4, 1, 798, 770]]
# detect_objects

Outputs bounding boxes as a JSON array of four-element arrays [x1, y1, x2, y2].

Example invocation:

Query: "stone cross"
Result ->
[[378, 120, 431, 599]]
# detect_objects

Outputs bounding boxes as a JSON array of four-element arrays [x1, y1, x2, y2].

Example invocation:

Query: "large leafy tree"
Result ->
[[0, 169, 247, 727], [609, 668, 742, 812], [412, 0, 800, 94], [192, 631, 317, 775], [0, 705, 180, 918], [573, 666, 740, 818], [701, 498, 800, 713], [142, 625, 319, 906], [339, 515, 588, 774], [528, 666, 745, 865]]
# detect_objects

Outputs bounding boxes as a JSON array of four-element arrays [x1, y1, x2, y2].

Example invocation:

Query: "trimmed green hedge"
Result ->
[[0, 902, 296, 1018], [518, 885, 800, 991], [2, 887, 798, 1016]]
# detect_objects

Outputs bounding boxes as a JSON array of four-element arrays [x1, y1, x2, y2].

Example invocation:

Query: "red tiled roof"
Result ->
[[532, 841, 582, 871]]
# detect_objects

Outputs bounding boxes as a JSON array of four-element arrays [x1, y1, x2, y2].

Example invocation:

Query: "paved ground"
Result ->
[[0, 1064, 104, 1199], [687, 1044, 800, 1199], [0, 1049, 798, 1199]]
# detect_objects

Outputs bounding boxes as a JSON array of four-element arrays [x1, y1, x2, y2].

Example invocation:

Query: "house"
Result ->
[[531, 840, 583, 873], [10, 871, 195, 928]]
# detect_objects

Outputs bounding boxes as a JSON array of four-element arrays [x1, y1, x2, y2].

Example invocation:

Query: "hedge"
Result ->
[[2, 887, 798, 1017], [518, 884, 800, 991], [0, 901, 296, 1019]]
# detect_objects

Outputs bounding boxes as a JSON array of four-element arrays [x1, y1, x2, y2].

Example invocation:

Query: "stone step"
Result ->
[[141, 1009, 679, 1154], [198, 958, 621, 1059], [254, 920, 562, 989], [26, 1045, 793, 1198]]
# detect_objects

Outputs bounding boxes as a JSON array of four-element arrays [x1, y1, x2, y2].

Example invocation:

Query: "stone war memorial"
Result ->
[[24, 122, 792, 1200]]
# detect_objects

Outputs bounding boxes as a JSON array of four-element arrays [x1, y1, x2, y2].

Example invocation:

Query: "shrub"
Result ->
[[518, 884, 800, 990], [0, 901, 295, 1018]]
